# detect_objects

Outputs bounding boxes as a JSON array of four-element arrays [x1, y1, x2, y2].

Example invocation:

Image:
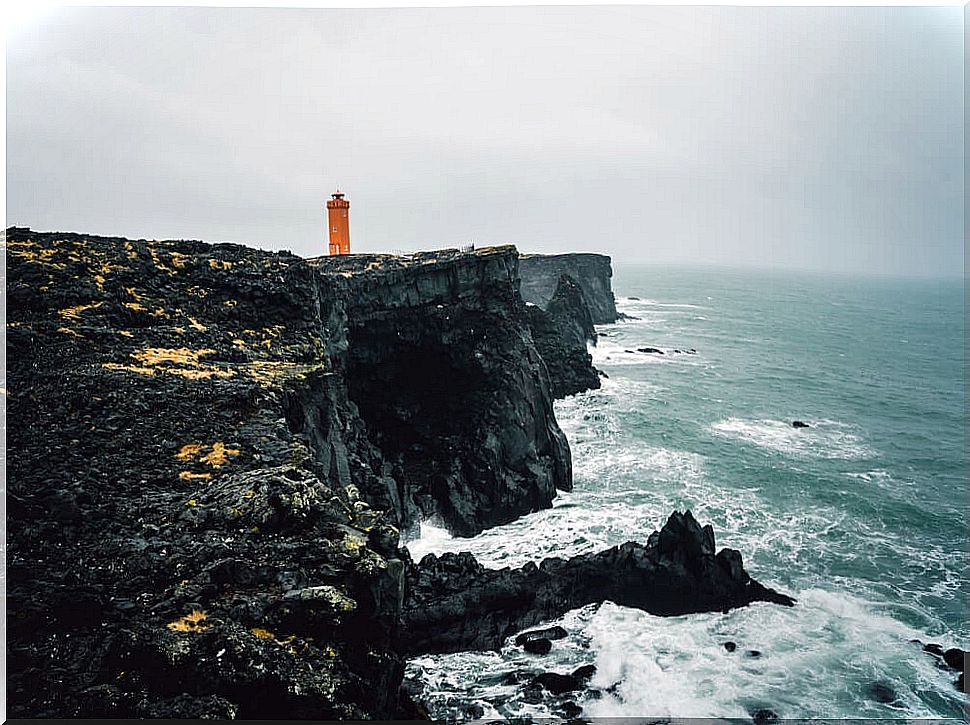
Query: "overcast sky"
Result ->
[[6, 6, 965, 275]]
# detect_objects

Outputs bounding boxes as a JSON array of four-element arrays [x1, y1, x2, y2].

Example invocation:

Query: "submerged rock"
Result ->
[[531, 672, 583, 695], [724, 641, 737, 652], [792, 420, 811, 428], [515, 625, 568, 645], [402, 510, 795, 654]]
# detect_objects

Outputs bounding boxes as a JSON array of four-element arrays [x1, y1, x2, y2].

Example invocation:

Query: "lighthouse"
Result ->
[[326, 190, 350, 255]]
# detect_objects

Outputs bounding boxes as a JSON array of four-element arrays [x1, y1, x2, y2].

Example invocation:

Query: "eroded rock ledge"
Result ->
[[402, 510, 795, 655]]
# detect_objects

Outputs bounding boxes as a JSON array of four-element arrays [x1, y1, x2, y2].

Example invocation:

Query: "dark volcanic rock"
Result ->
[[515, 625, 568, 645], [924, 643, 945, 657], [525, 273, 601, 399], [519, 253, 618, 324], [559, 700, 583, 718], [724, 641, 737, 652], [531, 671, 582, 694], [309, 248, 572, 537], [401, 510, 795, 654], [637, 347, 665, 354], [750, 707, 780, 725], [7, 228, 413, 718], [943, 648, 966, 672], [792, 420, 810, 428], [523, 638, 553, 655]]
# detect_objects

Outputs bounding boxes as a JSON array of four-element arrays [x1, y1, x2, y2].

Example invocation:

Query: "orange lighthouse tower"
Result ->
[[326, 190, 351, 255]]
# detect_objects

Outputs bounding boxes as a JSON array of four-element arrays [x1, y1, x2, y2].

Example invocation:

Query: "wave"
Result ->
[[591, 340, 704, 367], [581, 591, 965, 719], [408, 590, 967, 721], [710, 417, 876, 460], [619, 298, 708, 310]]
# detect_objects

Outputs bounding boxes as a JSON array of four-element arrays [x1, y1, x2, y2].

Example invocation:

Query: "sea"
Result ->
[[404, 265, 968, 721]]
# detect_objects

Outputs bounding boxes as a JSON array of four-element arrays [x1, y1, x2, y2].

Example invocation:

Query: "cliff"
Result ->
[[525, 273, 601, 398], [308, 248, 571, 538], [5, 228, 792, 719], [519, 252, 618, 324]]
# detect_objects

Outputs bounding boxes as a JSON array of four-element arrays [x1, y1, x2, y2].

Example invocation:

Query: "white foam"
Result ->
[[710, 417, 875, 460], [580, 591, 966, 719], [404, 521, 458, 562], [409, 587, 968, 720], [619, 298, 708, 310]]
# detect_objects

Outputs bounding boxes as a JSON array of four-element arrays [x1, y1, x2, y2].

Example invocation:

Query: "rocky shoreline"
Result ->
[[6, 227, 794, 719]]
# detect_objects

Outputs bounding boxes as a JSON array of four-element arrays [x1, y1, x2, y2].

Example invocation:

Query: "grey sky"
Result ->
[[6, 5, 965, 276]]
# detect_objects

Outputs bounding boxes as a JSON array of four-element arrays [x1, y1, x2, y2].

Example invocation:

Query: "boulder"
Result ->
[[750, 707, 779, 725], [523, 638, 553, 655], [943, 648, 965, 672], [515, 625, 568, 645]]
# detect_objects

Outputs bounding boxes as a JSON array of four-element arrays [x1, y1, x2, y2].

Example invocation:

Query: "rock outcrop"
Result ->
[[6, 229, 412, 718], [401, 510, 795, 655], [519, 252, 618, 324], [525, 273, 601, 398]]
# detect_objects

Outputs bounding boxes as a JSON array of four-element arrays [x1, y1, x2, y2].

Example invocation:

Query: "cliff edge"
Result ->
[[519, 252, 618, 324]]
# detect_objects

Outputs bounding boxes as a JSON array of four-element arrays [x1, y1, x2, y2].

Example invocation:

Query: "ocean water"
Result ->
[[404, 265, 968, 720]]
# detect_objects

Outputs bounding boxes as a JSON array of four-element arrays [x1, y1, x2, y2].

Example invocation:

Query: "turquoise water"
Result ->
[[406, 266, 968, 720]]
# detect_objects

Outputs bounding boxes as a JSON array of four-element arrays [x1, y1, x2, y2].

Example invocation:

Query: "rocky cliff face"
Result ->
[[525, 273, 601, 399], [309, 247, 571, 538], [519, 253, 618, 324]]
